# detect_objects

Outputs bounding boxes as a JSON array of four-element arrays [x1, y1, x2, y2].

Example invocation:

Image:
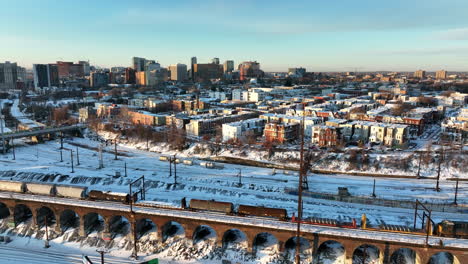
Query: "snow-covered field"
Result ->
[[0, 132, 466, 263]]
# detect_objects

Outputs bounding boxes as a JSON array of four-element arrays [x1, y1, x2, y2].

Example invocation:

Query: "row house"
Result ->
[[222, 118, 266, 141], [311, 126, 340, 147], [369, 123, 409, 148], [185, 111, 258, 137], [96, 103, 121, 120], [172, 99, 210, 112], [264, 122, 300, 144], [78, 106, 97, 123], [127, 110, 165, 126], [259, 113, 323, 137]]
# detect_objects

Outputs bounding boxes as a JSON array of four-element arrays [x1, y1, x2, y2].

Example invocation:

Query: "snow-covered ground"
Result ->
[[0, 133, 466, 263], [0, 136, 466, 225]]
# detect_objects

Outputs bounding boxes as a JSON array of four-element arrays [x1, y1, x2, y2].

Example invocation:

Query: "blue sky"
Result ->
[[1, 0, 468, 71]]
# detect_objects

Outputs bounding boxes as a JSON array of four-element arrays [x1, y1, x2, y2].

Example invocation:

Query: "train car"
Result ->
[[88, 190, 137, 204], [55, 185, 88, 199], [137, 201, 181, 210], [436, 220, 468, 238], [0, 180, 26, 193], [25, 183, 56, 196], [238, 205, 288, 220], [189, 199, 233, 214], [159, 156, 170, 161]]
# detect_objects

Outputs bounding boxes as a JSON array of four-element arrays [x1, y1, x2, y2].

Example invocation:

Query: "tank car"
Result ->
[[25, 183, 56, 196], [0, 180, 26, 193], [55, 185, 88, 199]]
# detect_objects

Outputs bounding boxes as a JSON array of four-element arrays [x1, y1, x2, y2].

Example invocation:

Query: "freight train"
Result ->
[[0, 180, 465, 238], [0, 180, 136, 204]]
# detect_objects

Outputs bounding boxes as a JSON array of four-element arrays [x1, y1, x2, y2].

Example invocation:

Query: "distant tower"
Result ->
[[212, 58, 220, 64], [191, 57, 197, 80]]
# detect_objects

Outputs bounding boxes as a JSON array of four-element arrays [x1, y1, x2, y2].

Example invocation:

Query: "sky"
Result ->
[[1, 0, 468, 72]]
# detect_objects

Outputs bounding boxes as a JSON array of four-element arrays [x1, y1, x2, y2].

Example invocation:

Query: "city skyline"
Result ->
[[1, 0, 468, 71]]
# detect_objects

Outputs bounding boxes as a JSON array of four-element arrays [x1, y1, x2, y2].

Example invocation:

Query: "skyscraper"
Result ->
[[78, 60, 91, 76], [193, 63, 223, 81], [90, 71, 109, 88], [212, 58, 220, 64], [0, 61, 18, 91], [435, 70, 447, 79], [191, 57, 197, 80], [56, 61, 84, 78], [223, 60, 234, 73], [33, 64, 59, 91], [413, 70, 426, 79], [169, 64, 188, 81], [132, 57, 146, 72], [238, 61, 263, 81], [125, 67, 136, 84]]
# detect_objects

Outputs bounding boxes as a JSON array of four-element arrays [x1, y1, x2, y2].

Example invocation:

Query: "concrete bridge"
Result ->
[[0, 124, 85, 140], [0, 191, 466, 264]]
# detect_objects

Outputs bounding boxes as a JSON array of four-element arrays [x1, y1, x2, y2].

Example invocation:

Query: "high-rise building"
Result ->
[[145, 61, 160, 72], [90, 71, 109, 88], [193, 63, 224, 81], [0, 61, 18, 91], [132, 57, 147, 72], [238, 61, 263, 81], [436, 70, 447, 80], [125, 67, 136, 84], [169, 64, 188, 81], [78, 61, 91, 76], [288, 67, 306, 77], [223, 60, 234, 73], [146, 68, 169, 86], [413, 70, 426, 79], [33, 64, 59, 90], [212, 58, 220, 64], [56, 61, 84, 78], [136, 71, 146, 86], [191, 57, 197, 80]]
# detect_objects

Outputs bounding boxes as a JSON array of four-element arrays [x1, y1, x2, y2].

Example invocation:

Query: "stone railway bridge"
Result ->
[[0, 192, 466, 264]]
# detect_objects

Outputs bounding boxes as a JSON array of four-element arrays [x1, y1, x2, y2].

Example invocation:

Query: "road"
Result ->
[[0, 244, 137, 264]]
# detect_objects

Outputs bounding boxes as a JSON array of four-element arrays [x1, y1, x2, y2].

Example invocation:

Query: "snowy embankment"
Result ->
[[97, 130, 468, 180]]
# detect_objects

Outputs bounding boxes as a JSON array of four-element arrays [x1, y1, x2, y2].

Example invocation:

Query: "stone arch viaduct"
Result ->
[[0, 193, 466, 264]]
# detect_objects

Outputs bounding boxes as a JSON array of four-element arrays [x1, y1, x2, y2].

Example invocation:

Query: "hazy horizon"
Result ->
[[1, 0, 467, 72]]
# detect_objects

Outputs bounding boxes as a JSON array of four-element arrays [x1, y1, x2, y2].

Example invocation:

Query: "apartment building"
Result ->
[[222, 118, 265, 141]]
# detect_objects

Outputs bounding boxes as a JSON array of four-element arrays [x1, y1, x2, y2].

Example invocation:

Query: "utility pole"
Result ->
[[436, 147, 443, 192], [372, 179, 376, 197], [0, 112, 5, 155], [44, 215, 50, 248], [416, 151, 422, 178], [96, 249, 107, 264], [98, 143, 104, 169], [12, 139, 15, 160], [453, 180, 459, 205], [124, 162, 127, 177], [60, 132, 63, 149], [70, 150, 74, 173], [76, 147, 80, 165], [60, 149, 63, 162], [237, 169, 242, 187], [295, 103, 306, 264], [169, 156, 172, 177], [114, 139, 118, 160], [173, 155, 177, 186]]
